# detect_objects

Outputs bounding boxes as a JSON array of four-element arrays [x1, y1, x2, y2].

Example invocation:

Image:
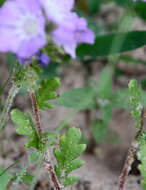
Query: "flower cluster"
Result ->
[[0, 0, 95, 61]]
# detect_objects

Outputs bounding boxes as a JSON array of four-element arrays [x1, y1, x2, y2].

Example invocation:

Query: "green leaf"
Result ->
[[137, 141, 146, 189], [101, 104, 112, 124], [21, 173, 33, 185], [54, 127, 86, 187], [118, 55, 146, 65], [134, 1, 146, 21], [111, 89, 130, 109], [76, 31, 146, 57], [111, 88, 146, 110], [128, 80, 143, 129], [36, 77, 60, 110], [55, 87, 97, 110], [97, 66, 113, 99], [87, 0, 101, 15], [40, 62, 59, 79], [113, 0, 132, 7], [11, 109, 40, 149], [29, 152, 40, 163], [0, 0, 6, 7], [64, 176, 78, 187], [6, 53, 17, 71], [91, 120, 108, 143], [0, 166, 12, 190], [65, 160, 84, 176]]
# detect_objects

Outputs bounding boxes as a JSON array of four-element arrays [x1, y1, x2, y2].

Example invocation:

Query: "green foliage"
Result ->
[[6, 53, 17, 71], [111, 88, 146, 110], [10, 109, 56, 151], [20, 173, 33, 185], [118, 55, 146, 65], [0, 0, 6, 7], [134, 1, 146, 21], [56, 87, 97, 110], [128, 80, 146, 189], [0, 166, 12, 190], [0, 161, 33, 188], [53, 127, 86, 187], [87, 0, 101, 15], [111, 89, 130, 109], [14, 65, 39, 91], [91, 120, 108, 143], [137, 142, 146, 189], [2, 1, 146, 189], [76, 31, 146, 57], [40, 62, 60, 79], [128, 79, 143, 129], [113, 0, 133, 7], [11, 109, 40, 149], [56, 67, 113, 144], [97, 66, 113, 99], [36, 77, 60, 110]]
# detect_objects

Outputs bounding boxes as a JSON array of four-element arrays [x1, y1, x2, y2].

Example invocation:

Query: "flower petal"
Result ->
[[0, 27, 20, 52], [39, 0, 74, 24], [17, 35, 46, 58]]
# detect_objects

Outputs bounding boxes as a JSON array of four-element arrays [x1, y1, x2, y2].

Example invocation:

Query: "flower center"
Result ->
[[17, 14, 40, 40], [23, 15, 39, 38]]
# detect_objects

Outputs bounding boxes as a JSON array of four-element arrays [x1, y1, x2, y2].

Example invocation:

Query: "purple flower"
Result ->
[[37, 53, 50, 66], [39, 0, 74, 25], [39, 0, 95, 58], [52, 13, 95, 58], [0, 0, 47, 59], [17, 56, 31, 65], [17, 53, 50, 66]]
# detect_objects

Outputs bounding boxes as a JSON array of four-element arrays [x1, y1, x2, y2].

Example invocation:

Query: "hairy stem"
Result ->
[[44, 152, 63, 190], [0, 83, 19, 131], [30, 92, 62, 189], [118, 110, 144, 190], [118, 140, 139, 190], [30, 92, 42, 134]]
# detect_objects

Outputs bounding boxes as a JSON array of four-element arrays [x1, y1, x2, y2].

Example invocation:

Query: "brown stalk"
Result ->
[[30, 92, 42, 134], [30, 92, 62, 189], [118, 109, 145, 190], [44, 152, 62, 190]]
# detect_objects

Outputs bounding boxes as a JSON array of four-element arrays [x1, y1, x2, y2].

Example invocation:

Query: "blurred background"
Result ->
[[1, 0, 146, 189]]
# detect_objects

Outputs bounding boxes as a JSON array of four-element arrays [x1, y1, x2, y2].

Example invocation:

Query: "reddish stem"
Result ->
[[30, 92, 61, 189], [30, 92, 42, 134], [118, 110, 144, 190], [44, 153, 62, 190], [118, 140, 139, 190]]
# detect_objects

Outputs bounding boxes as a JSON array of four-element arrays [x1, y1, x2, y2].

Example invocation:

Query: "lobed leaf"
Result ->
[[64, 176, 78, 187], [36, 77, 60, 110], [53, 127, 86, 187], [128, 80, 143, 129], [11, 109, 40, 149], [137, 141, 146, 189]]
